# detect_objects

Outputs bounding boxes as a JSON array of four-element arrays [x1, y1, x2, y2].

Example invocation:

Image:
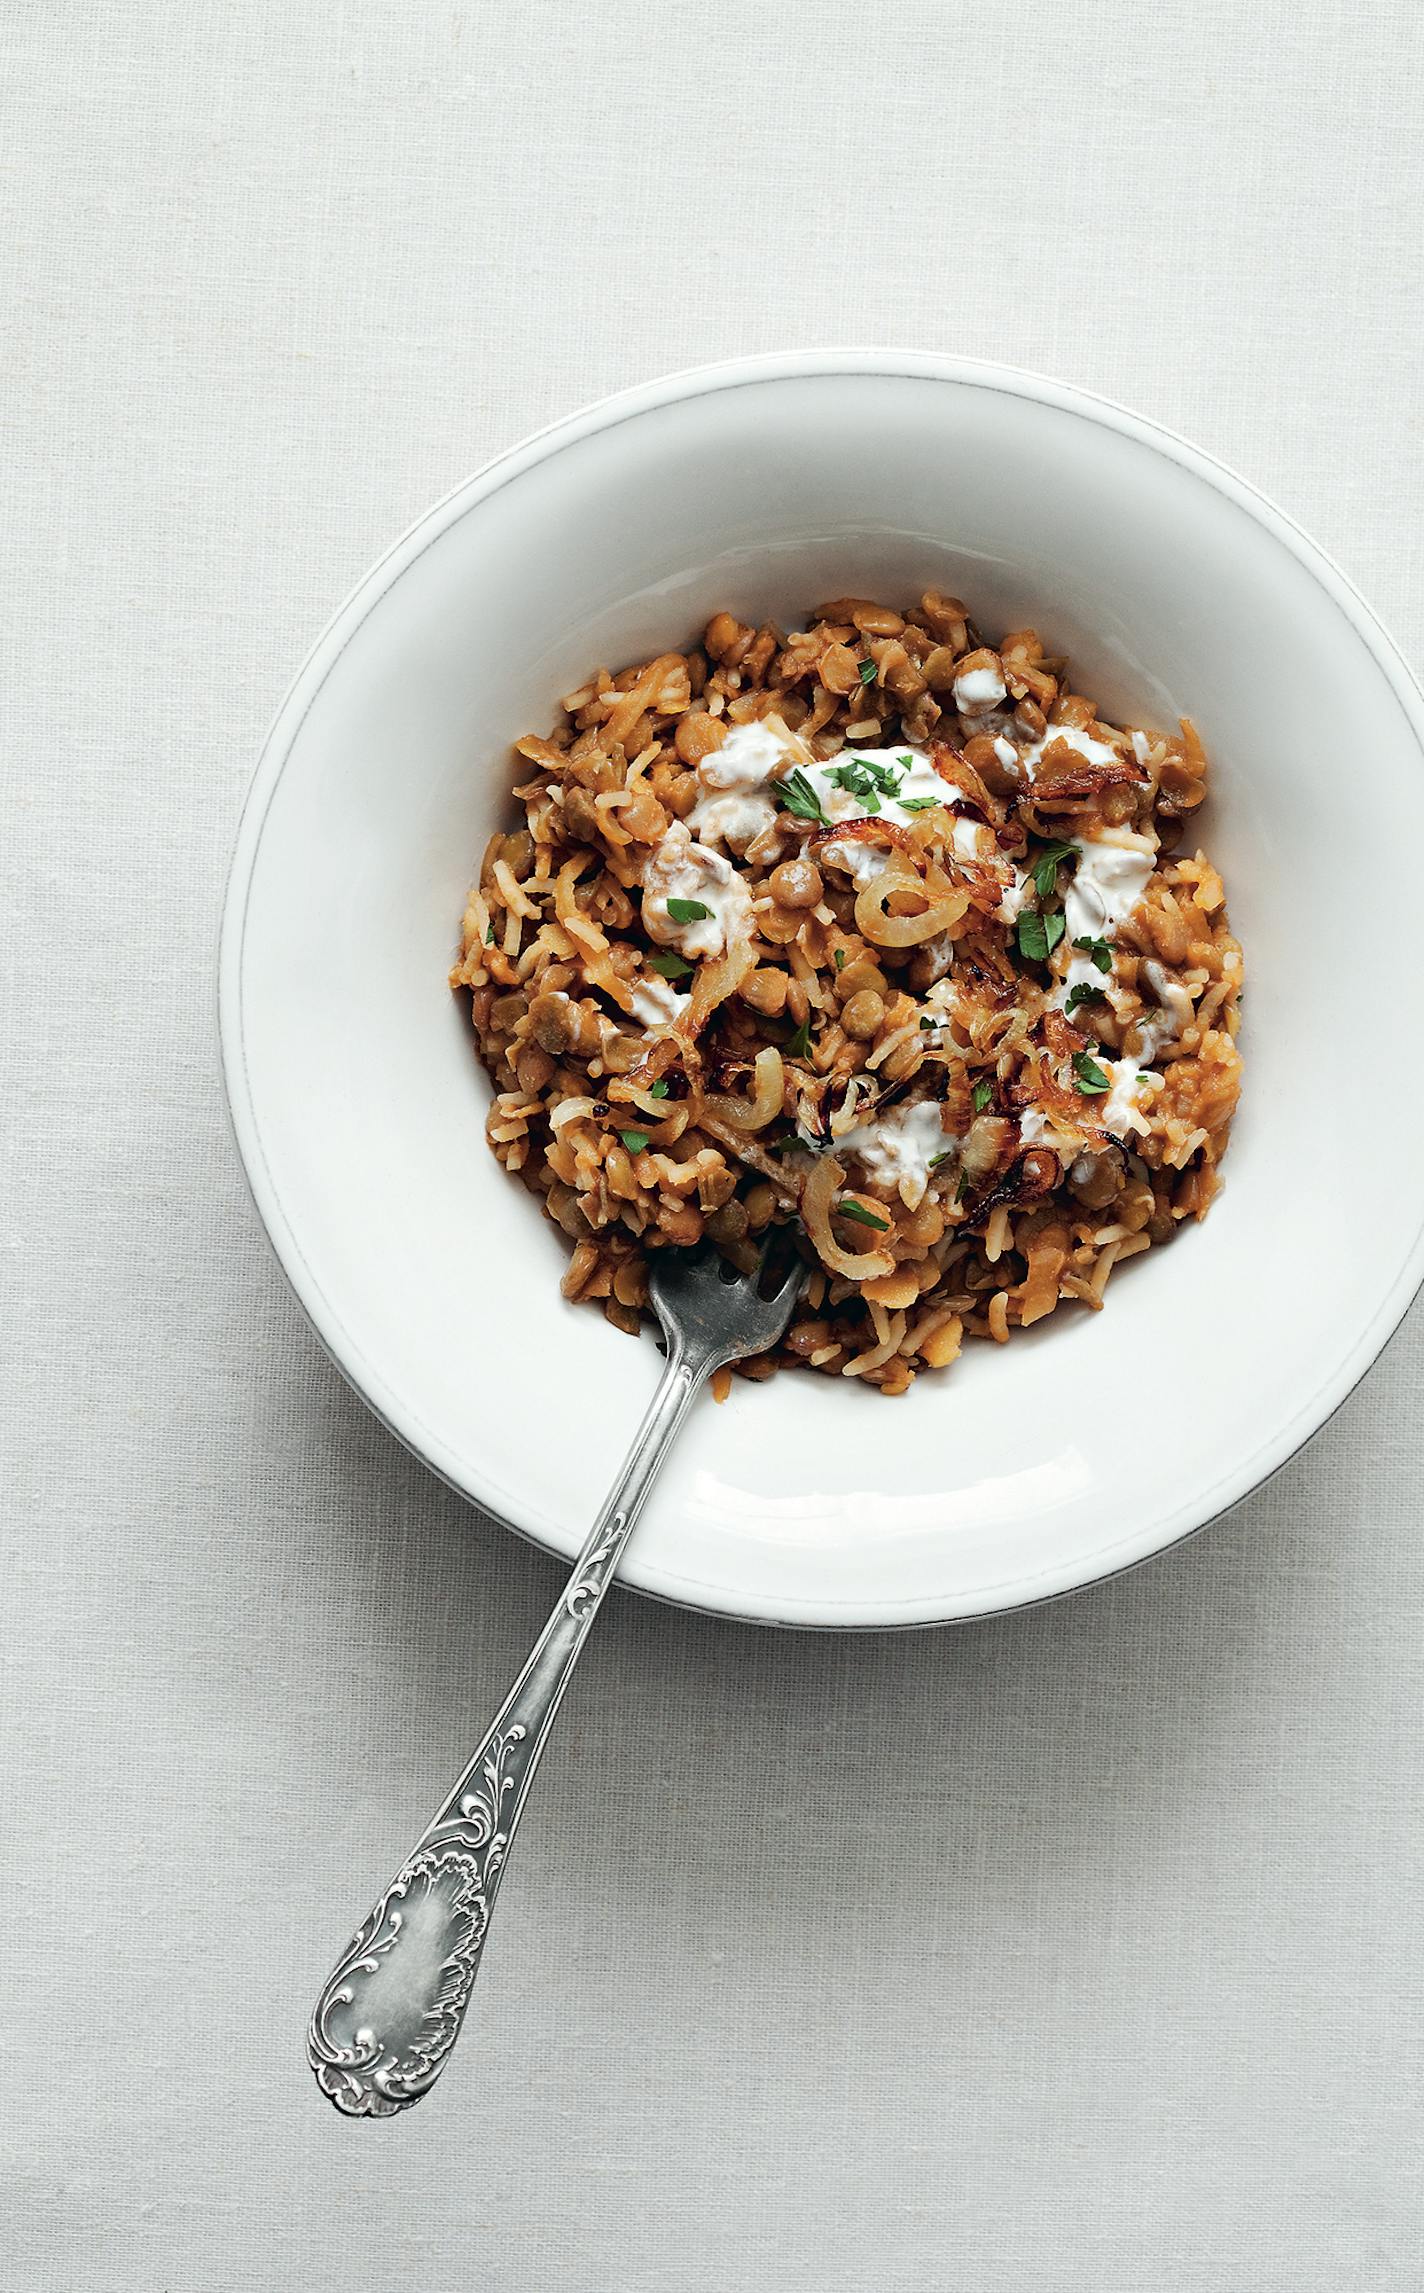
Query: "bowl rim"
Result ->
[[219, 347, 1424, 1629]]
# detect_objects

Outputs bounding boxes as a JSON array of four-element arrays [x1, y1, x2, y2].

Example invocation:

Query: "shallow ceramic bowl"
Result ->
[[221, 350, 1424, 1628]]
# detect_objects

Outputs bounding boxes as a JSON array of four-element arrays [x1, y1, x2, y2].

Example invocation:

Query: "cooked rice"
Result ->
[[451, 594, 1243, 1395]]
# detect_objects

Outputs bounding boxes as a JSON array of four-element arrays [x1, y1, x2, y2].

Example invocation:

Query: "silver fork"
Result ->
[[307, 1240, 805, 2117]]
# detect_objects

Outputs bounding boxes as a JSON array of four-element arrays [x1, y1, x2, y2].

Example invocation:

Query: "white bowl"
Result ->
[[221, 350, 1424, 1629]]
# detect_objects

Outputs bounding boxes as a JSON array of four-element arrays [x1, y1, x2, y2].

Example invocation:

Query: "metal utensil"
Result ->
[[308, 1239, 805, 2117]]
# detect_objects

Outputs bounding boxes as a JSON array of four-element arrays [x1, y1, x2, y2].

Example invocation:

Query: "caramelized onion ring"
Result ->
[[680, 937, 756, 1040], [800, 1155, 895, 1280], [854, 861, 969, 948], [703, 1044, 785, 1134]]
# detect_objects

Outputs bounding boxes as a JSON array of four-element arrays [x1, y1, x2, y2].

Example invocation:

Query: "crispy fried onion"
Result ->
[[703, 1044, 785, 1133], [1030, 736, 1147, 804], [968, 1146, 1060, 1222], [800, 1154, 895, 1280], [676, 935, 757, 1052], [928, 739, 971, 789], [931, 740, 1002, 821], [810, 814, 919, 867], [959, 1113, 1014, 1187]]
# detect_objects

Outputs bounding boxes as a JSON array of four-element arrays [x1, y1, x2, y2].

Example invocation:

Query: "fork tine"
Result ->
[[754, 1231, 807, 1301]]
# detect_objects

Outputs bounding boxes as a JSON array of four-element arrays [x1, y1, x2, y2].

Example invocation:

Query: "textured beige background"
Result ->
[[7, 2, 1424, 2286]]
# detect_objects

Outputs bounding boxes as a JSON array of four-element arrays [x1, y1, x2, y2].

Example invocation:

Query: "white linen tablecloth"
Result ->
[[7, 3, 1424, 2284]]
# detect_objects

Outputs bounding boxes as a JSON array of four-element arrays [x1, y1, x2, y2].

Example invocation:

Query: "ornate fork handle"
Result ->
[[308, 1339, 709, 2118]]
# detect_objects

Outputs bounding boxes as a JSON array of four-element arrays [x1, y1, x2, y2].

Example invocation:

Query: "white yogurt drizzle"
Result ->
[[687, 720, 785, 851], [628, 972, 690, 1027], [683, 720, 1021, 915], [1040, 834, 1173, 1148], [641, 819, 752, 959], [1098, 1057, 1157, 1139], [832, 1097, 957, 1210], [1022, 722, 1121, 781], [952, 662, 1007, 714]]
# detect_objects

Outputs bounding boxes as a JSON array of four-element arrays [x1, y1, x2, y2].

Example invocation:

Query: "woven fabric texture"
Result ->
[[5, 2, 1424, 2285]]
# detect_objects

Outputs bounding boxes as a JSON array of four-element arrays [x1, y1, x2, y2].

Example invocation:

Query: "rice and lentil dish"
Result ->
[[452, 594, 1243, 1396]]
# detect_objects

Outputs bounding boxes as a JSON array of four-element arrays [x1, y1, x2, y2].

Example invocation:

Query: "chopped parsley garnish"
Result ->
[[484, 923, 495, 945], [858, 656, 878, 686], [899, 795, 942, 813], [972, 1079, 993, 1113], [1073, 934, 1113, 974], [778, 767, 830, 827], [665, 897, 711, 924], [1016, 907, 1066, 962], [825, 755, 907, 814], [1072, 1051, 1111, 1096], [648, 950, 693, 979], [784, 1016, 813, 1060], [1031, 840, 1077, 901], [1063, 980, 1104, 1018], [648, 1078, 670, 1098], [838, 1198, 890, 1231], [956, 1172, 972, 1203], [834, 947, 846, 971], [619, 1129, 651, 1155], [928, 1148, 956, 1170]]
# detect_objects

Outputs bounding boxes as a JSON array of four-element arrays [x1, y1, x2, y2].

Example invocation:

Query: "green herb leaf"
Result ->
[[778, 767, 830, 828], [837, 1197, 890, 1231], [665, 897, 711, 924], [484, 923, 496, 945], [648, 1079, 670, 1098], [619, 1129, 651, 1155], [858, 656, 878, 686], [1016, 910, 1048, 962], [648, 950, 693, 979], [956, 1172, 972, 1203], [834, 948, 846, 971], [1016, 907, 1066, 962], [928, 1148, 956, 1170], [1031, 839, 1077, 901], [1072, 934, 1113, 974], [1064, 980, 1103, 1017], [784, 1017, 813, 1060], [1072, 1051, 1111, 1096], [830, 755, 907, 808], [898, 752, 914, 768], [972, 1079, 993, 1113], [899, 795, 941, 813]]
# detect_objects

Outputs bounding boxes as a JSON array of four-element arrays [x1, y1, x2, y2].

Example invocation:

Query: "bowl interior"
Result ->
[[226, 361, 1424, 1624]]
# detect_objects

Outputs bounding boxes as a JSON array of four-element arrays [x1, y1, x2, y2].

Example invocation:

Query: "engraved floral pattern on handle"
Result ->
[[306, 1248, 805, 2117], [308, 1723, 528, 2116]]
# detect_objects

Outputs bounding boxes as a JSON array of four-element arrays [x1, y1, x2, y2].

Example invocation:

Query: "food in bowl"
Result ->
[[452, 592, 1242, 1395]]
